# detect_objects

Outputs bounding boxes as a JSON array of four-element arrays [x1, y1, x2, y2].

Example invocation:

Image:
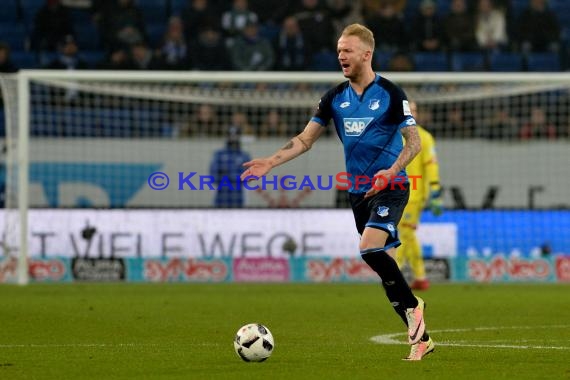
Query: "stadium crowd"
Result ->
[[0, 0, 569, 140], [0, 0, 567, 72]]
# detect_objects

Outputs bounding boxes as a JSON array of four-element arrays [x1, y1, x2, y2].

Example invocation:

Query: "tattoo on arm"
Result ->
[[296, 136, 310, 151], [282, 140, 294, 150], [394, 126, 421, 172]]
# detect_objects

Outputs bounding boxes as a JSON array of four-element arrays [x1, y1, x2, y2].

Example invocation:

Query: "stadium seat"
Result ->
[[146, 23, 167, 47], [526, 52, 561, 71], [373, 51, 393, 71], [412, 52, 448, 72], [555, 8, 570, 26], [10, 51, 38, 69], [451, 52, 487, 72], [69, 8, 92, 26], [20, 0, 45, 27], [80, 50, 105, 67], [99, 108, 133, 138], [258, 24, 280, 43], [171, 0, 189, 15], [489, 52, 524, 72], [139, 0, 168, 24], [74, 23, 101, 50], [0, 21, 28, 51], [310, 51, 339, 71], [0, 0, 18, 22]]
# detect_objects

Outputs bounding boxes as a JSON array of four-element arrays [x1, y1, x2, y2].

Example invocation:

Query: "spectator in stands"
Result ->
[[275, 17, 310, 71], [294, 0, 336, 53], [412, 0, 444, 52], [258, 109, 289, 137], [446, 105, 472, 138], [221, 0, 259, 40], [327, 0, 364, 39], [249, 0, 291, 26], [129, 42, 163, 70], [364, 3, 409, 53], [475, 0, 508, 52], [228, 21, 275, 71], [493, 0, 516, 43], [190, 27, 231, 70], [209, 126, 251, 208], [43, 35, 87, 105], [361, 0, 407, 15], [45, 35, 88, 70], [96, 48, 132, 70], [226, 110, 255, 137], [0, 42, 18, 73], [388, 53, 415, 71], [159, 16, 191, 70], [520, 106, 556, 140], [180, 104, 219, 137], [182, 0, 221, 42], [99, 0, 147, 51], [516, 0, 560, 53], [443, 0, 478, 51], [476, 106, 519, 139], [31, 0, 74, 52]]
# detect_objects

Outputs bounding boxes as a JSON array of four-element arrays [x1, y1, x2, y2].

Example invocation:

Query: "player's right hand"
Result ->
[[241, 158, 272, 181]]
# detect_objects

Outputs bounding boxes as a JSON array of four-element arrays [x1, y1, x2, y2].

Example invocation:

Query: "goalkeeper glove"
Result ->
[[428, 189, 443, 216]]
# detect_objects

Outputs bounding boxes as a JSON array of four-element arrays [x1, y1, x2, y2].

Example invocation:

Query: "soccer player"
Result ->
[[241, 23, 434, 360], [396, 101, 443, 290]]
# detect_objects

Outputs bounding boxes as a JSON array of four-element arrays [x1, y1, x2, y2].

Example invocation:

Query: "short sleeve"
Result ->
[[310, 86, 340, 127], [380, 77, 416, 129], [311, 81, 348, 127]]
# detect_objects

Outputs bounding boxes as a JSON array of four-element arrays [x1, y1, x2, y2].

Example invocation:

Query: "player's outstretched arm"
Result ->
[[240, 121, 325, 181]]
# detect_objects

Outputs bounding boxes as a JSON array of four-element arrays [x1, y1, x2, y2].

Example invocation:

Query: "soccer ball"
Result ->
[[233, 323, 274, 362]]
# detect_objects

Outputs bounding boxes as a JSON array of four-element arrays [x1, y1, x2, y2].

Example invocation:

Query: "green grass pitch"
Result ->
[[1, 283, 569, 380]]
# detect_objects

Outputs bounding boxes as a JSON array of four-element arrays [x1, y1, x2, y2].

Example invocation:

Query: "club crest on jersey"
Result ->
[[369, 99, 380, 110], [377, 206, 389, 217], [340, 101, 350, 108], [343, 117, 373, 136]]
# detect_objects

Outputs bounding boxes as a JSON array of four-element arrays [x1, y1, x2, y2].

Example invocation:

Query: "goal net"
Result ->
[[1, 71, 569, 283]]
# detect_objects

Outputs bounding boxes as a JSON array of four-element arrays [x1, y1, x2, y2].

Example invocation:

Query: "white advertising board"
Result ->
[[0, 210, 457, 259]]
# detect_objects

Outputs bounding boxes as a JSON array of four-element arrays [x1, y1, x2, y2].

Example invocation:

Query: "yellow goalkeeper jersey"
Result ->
[[405, 126, 440, 203]]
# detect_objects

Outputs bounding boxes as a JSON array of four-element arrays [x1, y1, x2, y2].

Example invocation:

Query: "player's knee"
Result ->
[[360, 247, 385, 268], [359, 241, 386, 252]]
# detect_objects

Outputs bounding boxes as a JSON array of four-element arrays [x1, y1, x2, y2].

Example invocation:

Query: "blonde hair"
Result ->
[[341, 24, 375, 52]]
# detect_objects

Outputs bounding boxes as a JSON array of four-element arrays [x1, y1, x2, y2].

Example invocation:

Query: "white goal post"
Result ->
[[1, 70, 569, 284]]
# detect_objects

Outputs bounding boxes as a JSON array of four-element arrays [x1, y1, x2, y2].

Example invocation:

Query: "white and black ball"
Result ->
[[233, 323, 274, 362]]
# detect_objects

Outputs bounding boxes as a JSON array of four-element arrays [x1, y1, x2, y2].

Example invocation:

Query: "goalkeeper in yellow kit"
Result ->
[[396, 101, 442, 291]]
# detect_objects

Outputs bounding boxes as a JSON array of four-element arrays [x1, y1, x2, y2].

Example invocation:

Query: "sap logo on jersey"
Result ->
[[343, 117, 373, 136]]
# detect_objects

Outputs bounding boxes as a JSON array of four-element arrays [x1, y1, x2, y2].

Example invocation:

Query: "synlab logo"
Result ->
[[343, 117, 373, 136], [28, 163, 161, 207]]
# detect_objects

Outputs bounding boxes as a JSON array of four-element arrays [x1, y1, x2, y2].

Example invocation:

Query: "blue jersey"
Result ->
[[311, 74, 416, 194]]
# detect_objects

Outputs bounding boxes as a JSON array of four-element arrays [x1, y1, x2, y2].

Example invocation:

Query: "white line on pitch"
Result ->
[[370, 325, 570, 350]]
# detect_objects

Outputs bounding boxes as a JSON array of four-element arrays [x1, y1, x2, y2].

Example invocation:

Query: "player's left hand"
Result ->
[[364, 168, 396, 198], [240, 158, 272, 181], [429, 189, 443, 216]]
